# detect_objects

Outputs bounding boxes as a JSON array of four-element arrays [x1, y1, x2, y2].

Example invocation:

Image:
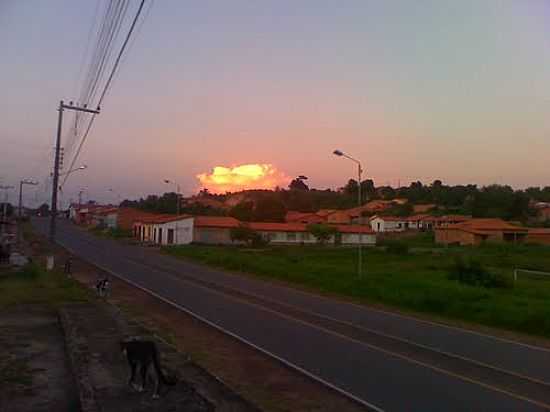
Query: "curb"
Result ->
[[58, 307, 100, 412]]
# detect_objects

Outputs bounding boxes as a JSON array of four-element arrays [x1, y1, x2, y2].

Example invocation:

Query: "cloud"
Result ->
[[197, 163, 290, 193]]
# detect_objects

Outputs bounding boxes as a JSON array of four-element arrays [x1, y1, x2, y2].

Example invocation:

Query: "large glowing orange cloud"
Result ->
[[197, 163, 290, 193]]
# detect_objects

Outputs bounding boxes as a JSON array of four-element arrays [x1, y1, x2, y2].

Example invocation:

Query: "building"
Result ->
[[537, 207, 550, 223], [90, 207, 118, 229], [435, 219, 528, 246], [117, 207, 159, 231], [131, 214, 376, 246], [526, 228, 550, 245], [133, 215, 194, 245], [193, 216, 241, 244], [369, 215, 409, 232], [248, 222, 375, 245]]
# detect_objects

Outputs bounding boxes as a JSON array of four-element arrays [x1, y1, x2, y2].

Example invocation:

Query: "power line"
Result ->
[[62, 0, 148, 187]]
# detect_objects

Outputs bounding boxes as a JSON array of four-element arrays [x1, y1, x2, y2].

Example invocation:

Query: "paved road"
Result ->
[[34, 219, 550, 411]]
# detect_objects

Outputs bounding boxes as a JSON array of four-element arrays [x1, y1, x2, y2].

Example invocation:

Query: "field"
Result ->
[[164, 238, 550, 339]]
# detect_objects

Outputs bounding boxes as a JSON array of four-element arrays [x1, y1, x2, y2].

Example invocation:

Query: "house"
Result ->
[[537, 207, 550, 223], [117, 207, 160, 231], [248, 222, 376, 245], [90, 207, 118, 229], [417, 215, 470, 231], [526, 228, 550, 245], [193, 216, 241, 244], [369, 215, 409, 232], [413, 204, 436, 213], [132, 214, 376, 246], [434, 219, 528, 246], [133, 215, 194, 245], [285, 211, 325, 224]]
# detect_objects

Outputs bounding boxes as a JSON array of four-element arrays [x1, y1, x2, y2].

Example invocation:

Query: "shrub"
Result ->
[[448, 257, 511, 288], [230, 224, 269, 248], [306, 224, 338, 245], [383, 240, 409, 255]]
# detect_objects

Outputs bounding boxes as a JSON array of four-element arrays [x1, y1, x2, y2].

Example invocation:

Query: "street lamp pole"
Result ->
[[164, 179, 181, 244], [333, 149, 364, 277], [19, 179, 38, 217]]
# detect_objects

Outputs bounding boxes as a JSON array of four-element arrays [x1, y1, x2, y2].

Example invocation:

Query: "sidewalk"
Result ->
[[59, 302, 216, 412]]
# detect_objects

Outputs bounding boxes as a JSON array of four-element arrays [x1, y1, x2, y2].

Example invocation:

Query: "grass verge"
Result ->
[[163, 242, 550, 339]]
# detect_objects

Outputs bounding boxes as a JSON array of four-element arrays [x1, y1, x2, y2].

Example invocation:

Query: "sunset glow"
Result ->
[[197, 164, 290, 193]]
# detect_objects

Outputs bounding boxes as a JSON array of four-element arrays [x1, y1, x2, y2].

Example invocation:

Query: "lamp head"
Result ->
[[333, 149, 344, 157]]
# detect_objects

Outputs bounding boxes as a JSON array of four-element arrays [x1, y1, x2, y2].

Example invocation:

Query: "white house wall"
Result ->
[[154, 218, 194, 245]]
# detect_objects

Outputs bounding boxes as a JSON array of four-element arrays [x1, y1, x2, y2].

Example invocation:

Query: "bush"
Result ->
[[383, 240, 409, 255], [448, 257, 511, 288]]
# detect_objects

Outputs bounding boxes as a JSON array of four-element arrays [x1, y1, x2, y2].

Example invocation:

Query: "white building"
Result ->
[[134, 215, 194, 245], [369, 215, 409, 233]]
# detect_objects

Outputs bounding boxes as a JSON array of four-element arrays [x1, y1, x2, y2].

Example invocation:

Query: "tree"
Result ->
[[229, 224, 257, 244], [289, 178, 309, 191], [37, 203, 49, 216], [307, 224, 338, 245], [253, 196, 286, 222], [229, 201, 254, 221]]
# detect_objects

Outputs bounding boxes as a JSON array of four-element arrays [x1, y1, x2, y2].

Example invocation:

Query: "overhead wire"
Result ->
[[62, 0, 148, 188]]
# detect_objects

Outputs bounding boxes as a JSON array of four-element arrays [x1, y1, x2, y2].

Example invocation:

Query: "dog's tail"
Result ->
[[152, 345, 177, 386]]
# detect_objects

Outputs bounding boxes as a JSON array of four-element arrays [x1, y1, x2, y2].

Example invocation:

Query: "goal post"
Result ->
[[513, 268, 550, 284]]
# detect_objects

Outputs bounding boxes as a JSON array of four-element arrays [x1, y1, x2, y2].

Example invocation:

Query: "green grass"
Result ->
[[0, 263, 91, 308], [163, 242, 550, 339]]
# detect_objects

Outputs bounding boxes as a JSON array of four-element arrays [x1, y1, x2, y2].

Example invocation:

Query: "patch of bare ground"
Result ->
[[0, 305, 80, 412]]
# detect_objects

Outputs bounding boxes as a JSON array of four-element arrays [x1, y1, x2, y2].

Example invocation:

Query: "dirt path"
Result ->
[[0, 306, 79, 412]]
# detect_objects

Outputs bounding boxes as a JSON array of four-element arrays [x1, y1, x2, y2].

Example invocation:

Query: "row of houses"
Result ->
[[132, 215, 376, 246], [368, 214, 470, 232], [69, 205, 376, 246]]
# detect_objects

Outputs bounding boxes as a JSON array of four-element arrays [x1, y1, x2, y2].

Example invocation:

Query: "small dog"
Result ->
[[95, 277, 110, 297], [120, 339, 177, 399]]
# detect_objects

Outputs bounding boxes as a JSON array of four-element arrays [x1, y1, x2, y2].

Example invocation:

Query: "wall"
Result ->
[[435, 229, 478, 246], [341, 233, 376, 245], [155, 218, 194, 245], [194, 227, 233, 244]]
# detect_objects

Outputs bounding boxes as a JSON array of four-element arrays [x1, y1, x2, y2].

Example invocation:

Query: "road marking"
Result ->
[[117, 255, 550, 410], [127, 256, 550, 389], [47, 223, 550, 410], [57, 239, 384, 412]]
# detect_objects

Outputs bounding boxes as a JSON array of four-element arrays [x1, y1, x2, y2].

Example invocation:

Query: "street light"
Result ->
[[163, 179, 181, 244], [333, 149, 364, 277], [18, 179, 38, 218]]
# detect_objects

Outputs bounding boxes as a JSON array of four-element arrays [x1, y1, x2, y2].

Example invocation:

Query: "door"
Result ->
[[158, 228, 163, 244], [167, 229, 174, 244]]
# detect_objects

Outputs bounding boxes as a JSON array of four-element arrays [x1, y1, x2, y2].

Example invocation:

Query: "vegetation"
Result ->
[[0, 263, 90, 308], [306, 224, 338, 245], [164, 242, 550, 338], [380, 239, 410, 255], [448, 257, 510, 288], [121, 180, 550, 224], [230, 225, 262, 246]]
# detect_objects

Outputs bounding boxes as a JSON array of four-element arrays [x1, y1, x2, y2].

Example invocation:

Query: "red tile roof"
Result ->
[[193, 216, 241, 228], [136, 214, 193, 224], [440, 219, 527, 235]]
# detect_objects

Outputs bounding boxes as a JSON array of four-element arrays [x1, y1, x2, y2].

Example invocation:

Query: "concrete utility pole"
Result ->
[[333, 149, 364, 278], [49, 100, 99, 242]]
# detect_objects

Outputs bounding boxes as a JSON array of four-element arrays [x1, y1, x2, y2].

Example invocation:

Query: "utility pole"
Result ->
[[49, 100, 99, 242]]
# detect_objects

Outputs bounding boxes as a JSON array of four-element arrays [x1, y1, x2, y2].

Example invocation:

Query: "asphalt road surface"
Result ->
[[33, 218, 550, 411]]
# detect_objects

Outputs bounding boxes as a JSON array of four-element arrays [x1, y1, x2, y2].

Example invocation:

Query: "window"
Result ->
[[287, 232, 297, 241]]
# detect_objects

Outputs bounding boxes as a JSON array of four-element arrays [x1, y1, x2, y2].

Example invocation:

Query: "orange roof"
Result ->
[[439, 219, 527, 235], [248, 222, 373, 234], [137, 214, 193, 224], [528, 228, 550, 235], [316, 209, 337, 217], [194, 216, 240, 228], [285, 211, 320, 222], [92, 207, 118, 216], [369, 215, 407, 222]]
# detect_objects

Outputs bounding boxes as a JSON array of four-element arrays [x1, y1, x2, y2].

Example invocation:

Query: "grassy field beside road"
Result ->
[[164, 241, 550, 339]]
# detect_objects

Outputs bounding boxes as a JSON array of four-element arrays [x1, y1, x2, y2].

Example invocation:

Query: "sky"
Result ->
[[1, 0, 549, 206]]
